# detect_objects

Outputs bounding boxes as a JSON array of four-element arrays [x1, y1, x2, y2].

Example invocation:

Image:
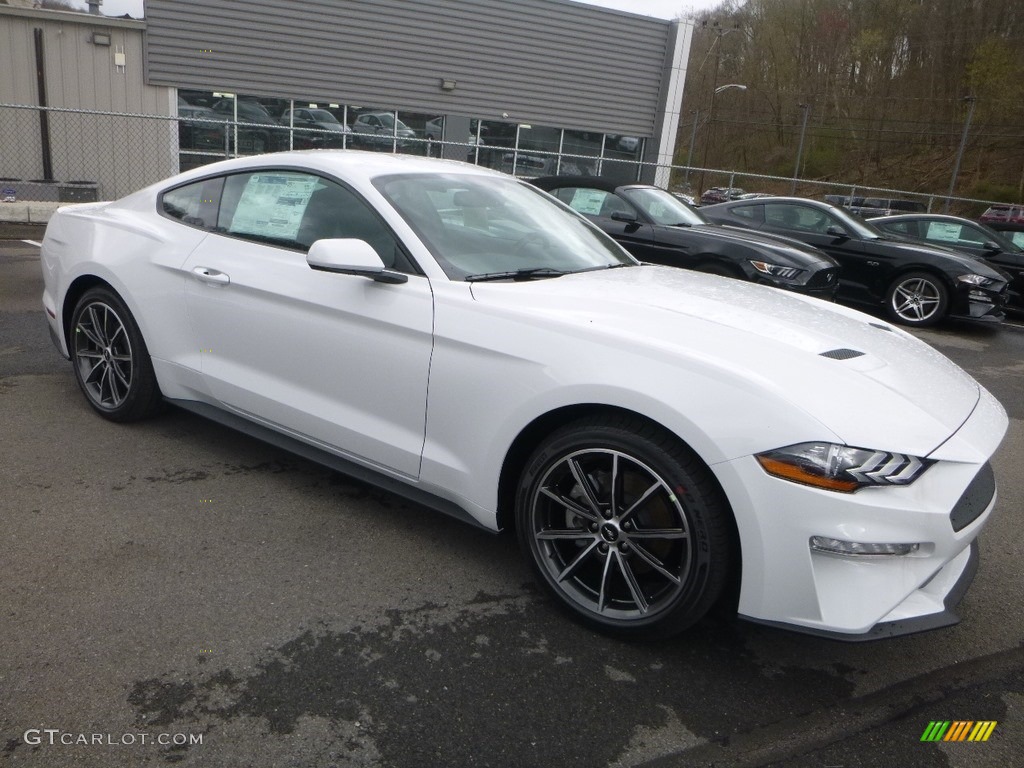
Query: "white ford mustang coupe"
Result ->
[[41, 151, 1007, 640]]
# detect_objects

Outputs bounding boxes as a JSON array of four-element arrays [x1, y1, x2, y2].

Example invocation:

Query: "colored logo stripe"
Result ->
[[921, 721, 997, 742]]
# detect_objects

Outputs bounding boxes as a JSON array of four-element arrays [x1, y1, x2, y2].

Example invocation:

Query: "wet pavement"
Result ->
[[2, 240, 1023, 767]]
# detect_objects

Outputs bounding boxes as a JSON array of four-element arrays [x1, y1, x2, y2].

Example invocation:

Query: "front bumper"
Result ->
[[715, 386, 1006, 640], [950, 282, 1008, 322]]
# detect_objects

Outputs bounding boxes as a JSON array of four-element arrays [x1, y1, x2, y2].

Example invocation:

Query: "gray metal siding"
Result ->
[[1, 7, 175, 197], [144, 0, 671, 136]]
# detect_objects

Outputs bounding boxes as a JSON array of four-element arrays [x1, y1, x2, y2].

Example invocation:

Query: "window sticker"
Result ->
[[229, 173, 320, 241], [569, 188, 607, 215], [926, 221, 963, 243]]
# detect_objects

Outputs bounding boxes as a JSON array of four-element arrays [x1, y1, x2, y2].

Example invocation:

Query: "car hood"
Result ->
[[872, 237, 1008, 280], [469, 265, 979, 458], [689, 223, 837, 266]]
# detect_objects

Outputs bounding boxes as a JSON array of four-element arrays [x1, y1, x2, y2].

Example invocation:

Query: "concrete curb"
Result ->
[[0, 201, 65, 224]]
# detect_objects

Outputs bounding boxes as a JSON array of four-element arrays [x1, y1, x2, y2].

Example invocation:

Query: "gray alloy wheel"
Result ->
[[886, 271, 949, 327], [516, 416, 732, 638], [70, 287, 163, 422]]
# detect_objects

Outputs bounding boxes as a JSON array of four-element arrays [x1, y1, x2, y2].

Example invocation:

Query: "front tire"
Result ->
[[516, 415, 733, 639], [885, 271, 949, 327], [70, 286, 163, 422]]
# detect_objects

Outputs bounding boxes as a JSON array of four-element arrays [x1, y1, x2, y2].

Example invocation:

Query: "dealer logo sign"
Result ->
[[920, 721, 997, 742]]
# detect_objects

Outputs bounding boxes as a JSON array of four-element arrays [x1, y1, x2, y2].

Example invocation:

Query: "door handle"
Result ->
[[192, 266, 230, 285]]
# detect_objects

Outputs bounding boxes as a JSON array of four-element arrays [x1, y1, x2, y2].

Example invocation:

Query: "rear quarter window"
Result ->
[[160, 177, 224, 229]]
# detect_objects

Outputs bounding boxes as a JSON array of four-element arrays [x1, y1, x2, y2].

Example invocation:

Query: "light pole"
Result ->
[[791, 103, 810, 194], [697, 83, 747, 195], [945, 96, 977, 213]]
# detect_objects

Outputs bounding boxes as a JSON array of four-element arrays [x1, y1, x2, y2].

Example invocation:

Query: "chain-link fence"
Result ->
[[0, 102, 1008, 219]]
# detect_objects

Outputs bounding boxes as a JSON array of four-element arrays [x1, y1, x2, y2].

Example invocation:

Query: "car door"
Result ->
[[183, 169, 433, 478], [761, 202, 883, 303], [550, 187, 662, 262]]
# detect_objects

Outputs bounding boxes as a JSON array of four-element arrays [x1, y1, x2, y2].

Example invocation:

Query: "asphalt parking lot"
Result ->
[[2, 238, 1023, 768]]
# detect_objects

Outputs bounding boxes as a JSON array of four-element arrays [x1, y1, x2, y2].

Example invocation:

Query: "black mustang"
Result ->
[[700, 197, 1008, 327], [531, 177, 839, 300], [868, 213, 1024, 315]]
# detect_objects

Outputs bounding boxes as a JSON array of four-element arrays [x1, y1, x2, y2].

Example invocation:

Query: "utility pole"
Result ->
[[791, 103, 810, 194], [684, 109, 699, 186], [695, 21, 741, 197], [945, 96, 976, 213]]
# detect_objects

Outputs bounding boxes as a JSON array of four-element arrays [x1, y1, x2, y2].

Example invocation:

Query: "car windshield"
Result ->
[[825, 204, 884, 239], [619, 187, 706, 226], [375, 173, 637, 280], [976, 222, 1023, 253]]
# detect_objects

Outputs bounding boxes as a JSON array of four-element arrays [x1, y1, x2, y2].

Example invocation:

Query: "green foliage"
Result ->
[[682, 0, 1024, 202]]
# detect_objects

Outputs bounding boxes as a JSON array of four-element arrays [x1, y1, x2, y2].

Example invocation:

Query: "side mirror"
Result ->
[[826, 225, 849, 240], [982, 241, 1001, 252], [306, 239, 407, 284], [610, 210, 639, 223]]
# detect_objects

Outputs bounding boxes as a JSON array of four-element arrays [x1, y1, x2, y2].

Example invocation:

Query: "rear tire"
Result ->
[[70, 286, 164, 422], [515, 415, 733, 639]]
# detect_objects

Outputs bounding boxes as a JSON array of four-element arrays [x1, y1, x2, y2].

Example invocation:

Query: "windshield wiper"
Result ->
[[465, 267, 568, 282]]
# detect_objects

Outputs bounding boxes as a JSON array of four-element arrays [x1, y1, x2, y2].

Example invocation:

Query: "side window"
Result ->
[[731, 205, 758, 221], [216, 171, 413, 272], [880, 221, 915, 237], [561, 188, 621, 217], [924, 221, 984, 246], [765, 204, 804, 231], [766, 204, 836, 234], [160, 177, 224, 229]]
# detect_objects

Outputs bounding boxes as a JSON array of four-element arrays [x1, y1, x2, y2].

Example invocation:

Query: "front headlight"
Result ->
[[749, 260, 803, 281], [956, 273, 995, 287], [755, 442, 933, 493]]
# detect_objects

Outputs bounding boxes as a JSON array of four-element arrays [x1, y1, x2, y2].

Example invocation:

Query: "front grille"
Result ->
[[950, 462, 996, 532], [807, 268, 838, 288]]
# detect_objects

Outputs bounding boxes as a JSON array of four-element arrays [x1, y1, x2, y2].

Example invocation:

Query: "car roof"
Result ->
[[531, 175, 654, 193], [161, 150, 503, 188], [871, 213, 966, 223]]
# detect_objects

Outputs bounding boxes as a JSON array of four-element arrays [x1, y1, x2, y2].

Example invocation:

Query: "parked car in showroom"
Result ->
[[177, 97, 223, 152], [701, 197, 1009, 326], [869, 213, 1024, 314], [209, 97, 285, 154], [532, 176, 839, 299], [350, 111, 417, 150], [279, 108, 352, 149], [41, 151, 1006, 641]]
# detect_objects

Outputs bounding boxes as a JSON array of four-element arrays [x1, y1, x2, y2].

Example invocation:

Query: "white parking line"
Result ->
[[21, 239, 42, 247]]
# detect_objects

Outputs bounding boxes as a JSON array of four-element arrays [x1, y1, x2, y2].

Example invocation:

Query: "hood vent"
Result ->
[[820, 348, 865, 360]]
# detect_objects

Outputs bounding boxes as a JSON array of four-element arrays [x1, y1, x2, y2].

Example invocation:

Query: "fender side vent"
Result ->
[[820, 348, 865, 360], [868, 322, 894, 332]]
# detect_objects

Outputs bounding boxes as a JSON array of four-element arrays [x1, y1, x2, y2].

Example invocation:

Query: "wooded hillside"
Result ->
[[682, 0, 1024, 203]]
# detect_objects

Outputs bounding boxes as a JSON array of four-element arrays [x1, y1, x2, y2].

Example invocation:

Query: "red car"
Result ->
[[980, 203, 1024, 226]]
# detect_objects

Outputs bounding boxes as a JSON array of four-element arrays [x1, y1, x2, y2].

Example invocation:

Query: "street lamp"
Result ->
[[697, 84, 747, 196], [945, 96, 977, 213]]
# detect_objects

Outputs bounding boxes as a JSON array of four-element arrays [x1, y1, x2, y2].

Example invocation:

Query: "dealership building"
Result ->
[[0, 0, 693, 198]]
